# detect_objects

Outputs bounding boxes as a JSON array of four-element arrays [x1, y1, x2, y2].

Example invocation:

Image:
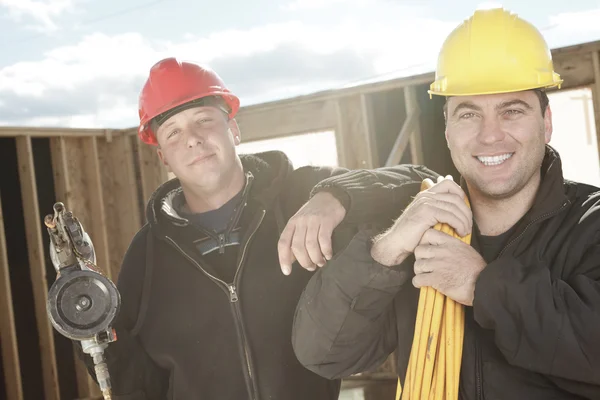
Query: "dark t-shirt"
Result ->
[[477, 224, 518, 263], [178, 189, 244, 234], [173, 190, 245, 282]]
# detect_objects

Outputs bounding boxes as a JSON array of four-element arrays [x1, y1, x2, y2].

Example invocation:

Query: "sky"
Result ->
[[2, 0, 600, 129]]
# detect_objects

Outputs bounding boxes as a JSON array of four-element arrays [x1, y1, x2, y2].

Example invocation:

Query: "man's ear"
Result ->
[[229, 118, 241, 145], [157, 147, 171, 171], [543, 105, 553, 144]]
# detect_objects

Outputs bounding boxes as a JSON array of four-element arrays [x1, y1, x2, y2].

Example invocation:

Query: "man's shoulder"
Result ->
[[565, 179, 600, 209], [117, 224, 152, 280]]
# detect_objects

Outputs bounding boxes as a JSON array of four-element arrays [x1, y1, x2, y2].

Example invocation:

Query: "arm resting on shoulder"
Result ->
[[292, 230, 414, 379]]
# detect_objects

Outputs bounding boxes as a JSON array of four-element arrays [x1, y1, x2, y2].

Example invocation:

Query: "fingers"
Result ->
[[430, 206, 470, 237], [428, 177, 467, 201], [317, 223, 334, 262], [291, 223, 316, 272], [279, 217, 329, 275], [408, 192, 471, 237], [424, 193, 472, 234], [412, 271, 439, 289], [305, 222, 326, 267], [278, 223, 296, 275], [419, 228, 457, 246], [413, 257, 432, 275], [413, 243, 435, 261]]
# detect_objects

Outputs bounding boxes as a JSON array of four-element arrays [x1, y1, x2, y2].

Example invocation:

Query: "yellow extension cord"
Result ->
[[395, 178, 472, 400]]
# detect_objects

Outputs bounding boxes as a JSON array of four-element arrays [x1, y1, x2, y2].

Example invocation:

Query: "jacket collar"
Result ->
[[145, 150, 294, 229]]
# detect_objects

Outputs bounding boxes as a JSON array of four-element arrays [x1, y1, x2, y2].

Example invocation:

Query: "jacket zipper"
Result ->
[[475, 335, 483, 400], [164, 208, 266, 400], [229, 209, 266, 400]]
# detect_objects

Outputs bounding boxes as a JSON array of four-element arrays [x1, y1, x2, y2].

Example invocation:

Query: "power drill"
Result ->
[[45, 202, 121, 400]]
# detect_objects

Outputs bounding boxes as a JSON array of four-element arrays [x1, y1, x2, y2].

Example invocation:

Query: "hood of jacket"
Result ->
[[144, 150, 294, 232]]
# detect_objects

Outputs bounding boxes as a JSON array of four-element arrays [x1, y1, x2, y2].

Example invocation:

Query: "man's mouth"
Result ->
[[189, 154, 214, 165], [475, 153, 514, 166]]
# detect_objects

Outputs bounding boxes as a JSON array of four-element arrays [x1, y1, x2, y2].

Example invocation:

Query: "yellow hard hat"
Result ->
[[429, 8, 563, 97]]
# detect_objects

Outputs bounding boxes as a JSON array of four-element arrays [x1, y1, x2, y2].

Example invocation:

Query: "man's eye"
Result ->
[[167, 130, 180, 138], [505, 109, 523, 116], [460, 112, 476, 119]]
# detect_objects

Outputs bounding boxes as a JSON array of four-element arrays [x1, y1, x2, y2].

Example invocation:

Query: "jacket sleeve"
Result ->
[[312, 164, 441, 225], [283, 163, 440, 224], [473, 228, 600, 396], [76, 226, 169, 399], [291, 229, 417, 379]]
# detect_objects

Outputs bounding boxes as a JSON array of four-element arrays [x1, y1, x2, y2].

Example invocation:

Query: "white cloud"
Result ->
[[542, 8, 600, 48], [0, 0, 75, 32], [0, 6, 458, 128], [282, 0, 363, 11], [2, 5, 600, 129]]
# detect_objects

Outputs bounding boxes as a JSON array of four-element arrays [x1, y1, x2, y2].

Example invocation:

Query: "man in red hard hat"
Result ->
[[80, 57, 440, 399]]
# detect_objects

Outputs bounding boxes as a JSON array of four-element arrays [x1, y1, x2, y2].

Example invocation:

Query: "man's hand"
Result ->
[[412, 228, 486, 306], [371, 177, 472, 267], [278, 191, 346, 275]]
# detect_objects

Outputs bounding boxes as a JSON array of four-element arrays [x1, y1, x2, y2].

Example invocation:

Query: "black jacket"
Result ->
[[292, 147, 600, 400], [87, 151, 437, 400]]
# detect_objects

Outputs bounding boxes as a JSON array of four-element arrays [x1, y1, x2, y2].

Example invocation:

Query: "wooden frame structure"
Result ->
[[1, 39, 600, 399]]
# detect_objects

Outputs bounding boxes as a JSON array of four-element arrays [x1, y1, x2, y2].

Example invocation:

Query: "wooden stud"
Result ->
[[335, 94, 377, 169], [136, 138, 168, 210], [97, 134, 142, 281], [0, 191, 24, 400], [16, 136, 61, 400], [334, 99, 349, 167], [385, 107, 419, 167], [49, 136, 102, 399], [81, 137, 111, 281], [405, 86, 424, 165], [360, 93, 379, 167]]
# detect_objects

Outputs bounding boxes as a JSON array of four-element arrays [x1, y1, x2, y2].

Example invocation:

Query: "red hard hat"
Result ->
[[138, 58, 240, 145]]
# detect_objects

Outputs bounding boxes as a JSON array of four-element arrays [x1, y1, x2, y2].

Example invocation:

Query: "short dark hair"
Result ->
[[443, 88, 549, 120], [534, 89, 549, 116]]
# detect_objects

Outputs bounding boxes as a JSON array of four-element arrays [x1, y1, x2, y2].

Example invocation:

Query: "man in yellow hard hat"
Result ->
[[291, 8, 600, 399]]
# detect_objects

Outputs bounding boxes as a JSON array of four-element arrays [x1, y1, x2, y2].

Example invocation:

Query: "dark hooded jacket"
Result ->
[[82, 150, 439, 399], [292, 147, 600, 400]]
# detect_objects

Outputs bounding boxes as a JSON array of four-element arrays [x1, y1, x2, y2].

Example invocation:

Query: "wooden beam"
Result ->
[[238, 73, 434, 116], [81, 137, 111, 280], [0, 127, 134, 138], [405, 86, 424, 165], [360, 93, 378, 167], [136, 138, 168, 209], [0, 192, 24, 400], [97, 134, 142, 281], [49, 136, 102, 398], [335, 94, 378, 169], [236, 99, 337, 142], [15, 136, 61, 400], [385, 107, 420, 167], [334, 100, 348, 167], [550, 39, 600, 57], [553, 50, 595, 91]]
